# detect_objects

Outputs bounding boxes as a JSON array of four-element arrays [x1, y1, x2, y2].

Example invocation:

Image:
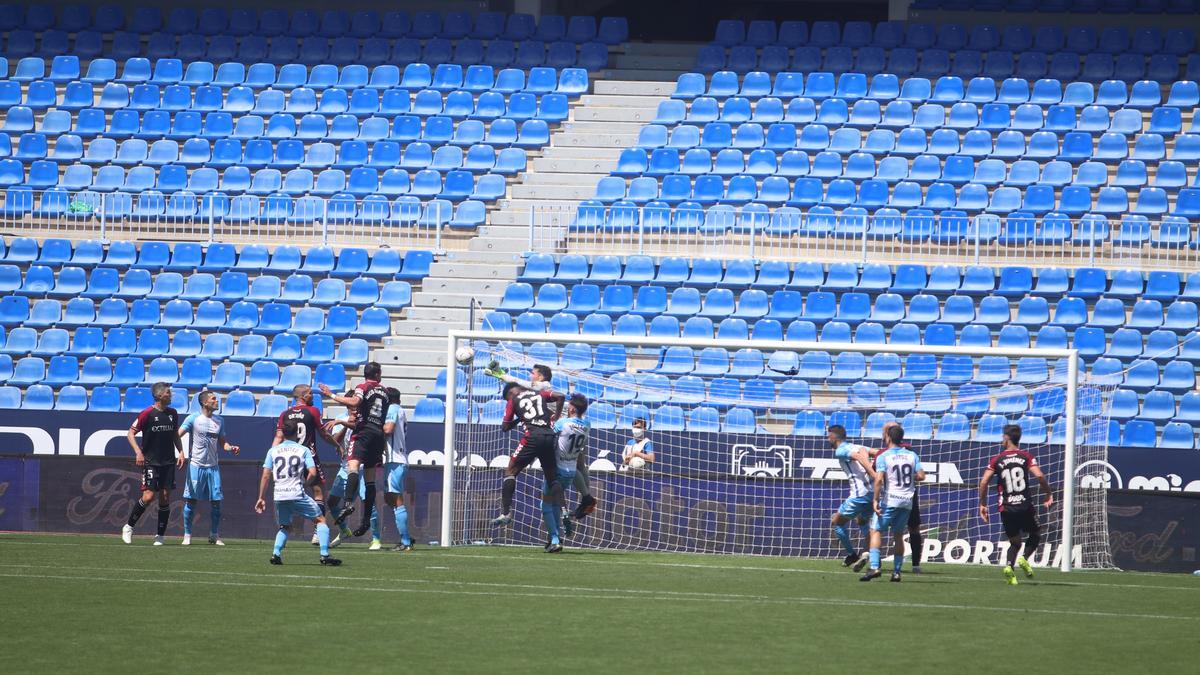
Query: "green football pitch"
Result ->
[[1, 533, 1197, 674]]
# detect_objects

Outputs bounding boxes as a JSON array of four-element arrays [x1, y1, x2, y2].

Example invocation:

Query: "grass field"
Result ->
[[1, 533, 1197, 673]]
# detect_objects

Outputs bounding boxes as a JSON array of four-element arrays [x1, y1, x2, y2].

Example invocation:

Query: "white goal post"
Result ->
[[440, 330, 1113, 572]]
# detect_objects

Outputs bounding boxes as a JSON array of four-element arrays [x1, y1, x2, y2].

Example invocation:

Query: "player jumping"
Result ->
[[255, 417, 341, 566], [179, 391, 240, 546], [382, 387, 414, 552], [861, 424, 925, 582], [827, 424, 876, 569], [321, 361, 390, 532], [544, 394, 590, 552], [121, 382, 185, 546], [325, 398, 381, 549], [274, 384, 340, 544], [978, 424, 1054, 585], [489, 372, 565, 527]]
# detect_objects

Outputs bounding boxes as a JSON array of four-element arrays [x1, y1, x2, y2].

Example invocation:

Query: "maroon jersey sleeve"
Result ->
[[276, 409, 288, 430], [130, 407, 152, 431], [502, 397, 517, 431]]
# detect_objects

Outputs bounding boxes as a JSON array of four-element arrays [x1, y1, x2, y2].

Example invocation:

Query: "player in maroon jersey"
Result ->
[[490, 376, 565, 527], [977, 424, 1055, 585], [320, 361, 390, 532], [121, 382, 186, 545], [273, 385, 340, 503]]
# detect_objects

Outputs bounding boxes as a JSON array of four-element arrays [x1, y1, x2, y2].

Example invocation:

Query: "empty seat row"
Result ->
[[0, 294, 391, 338], [0, 383, 291, 417], [1, 267, 413, 309], [709, 19, 1194, 54], [671, 72, 1199, 110], [0, 325, 368, 367], [0, 352, 345, 393], [696, 45, 1189, 83], [2, 108, 553, 148], [655, 98, 1182, 137], [0, 238, 431, 278], [616, 149, 1193, 191], [0, 7, 628, 44], [518, 257, 1199, 300], [483, 310, 1200, 365], [633, 124, 1177, 163], [495, 283, 1200, 332]]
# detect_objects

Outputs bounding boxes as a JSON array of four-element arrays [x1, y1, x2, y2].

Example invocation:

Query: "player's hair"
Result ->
[[502, 382, 524, 400], [197, 390, 216, 406], [364, 361, 382, 381], [291, 384, 311, 399], [280, 416, 300, 441], [827, 424, 846, 441], [632, 416, 647, 428], [886, 424, 905, 445], [569, 393, 589, 416], [151, 381, 171, 400], [387, 387, 400, 404], [1003, 424, 1022, 446], [532, 364, 552, 382]]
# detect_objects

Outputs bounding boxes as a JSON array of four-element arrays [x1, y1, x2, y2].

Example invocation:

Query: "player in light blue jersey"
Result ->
[[383, 387, 413, 552], [543, 394, 590, 553], [324, 396, 381, 550], [255, 417, 341, 566], [826, 424, 876, 569], [179, 391, 240, 546], [861, 424, 925, 582]]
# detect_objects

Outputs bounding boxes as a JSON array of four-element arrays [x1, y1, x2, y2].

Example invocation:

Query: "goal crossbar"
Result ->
[[440, 330, 1082, 572]]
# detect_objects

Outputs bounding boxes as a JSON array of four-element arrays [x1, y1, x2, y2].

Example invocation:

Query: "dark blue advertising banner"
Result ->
[[0, 411, 1195, 496]]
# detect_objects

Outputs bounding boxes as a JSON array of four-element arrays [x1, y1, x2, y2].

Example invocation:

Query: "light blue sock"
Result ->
[[183, 502, 194, 536], [394, 505, 411, 546], [273, 529, 288, 556], [869, 547, 881, 570], [541, 501, 560, 545], [317, 523, 330, 557], [210, 501, 221, 538], [370, 507, 381, 541], [893, 552, 904, 574], [834, 524, 855, 555]]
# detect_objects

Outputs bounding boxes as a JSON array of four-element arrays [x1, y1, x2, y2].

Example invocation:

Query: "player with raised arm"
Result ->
[[179, 391, 240, 546], [978, 424, 1054, 585], [320, 362, 390, 532], [861, 424, 925, 582], [324, 397, 381, 549], [255, 417, 341, 566], [489, 371, 565, 527], [382, 387, 414, 552], [544, 394, 590, 552], [121, 382, 186, 546], [827, 424, 876, 569]]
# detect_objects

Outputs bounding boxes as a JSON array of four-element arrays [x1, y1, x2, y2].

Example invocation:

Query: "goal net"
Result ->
[[441, 331, 1116, 571]]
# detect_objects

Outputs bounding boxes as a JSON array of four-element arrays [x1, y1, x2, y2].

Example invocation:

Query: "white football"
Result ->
[[455, 346, 475, 365], [626, 457, 646, 470]]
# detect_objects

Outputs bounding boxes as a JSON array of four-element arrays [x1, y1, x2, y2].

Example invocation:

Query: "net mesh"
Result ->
[[448, 335, 1116, 569]]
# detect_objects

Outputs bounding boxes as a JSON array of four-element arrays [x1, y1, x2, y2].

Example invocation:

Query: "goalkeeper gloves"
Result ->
[[484, 360, 508, 379]]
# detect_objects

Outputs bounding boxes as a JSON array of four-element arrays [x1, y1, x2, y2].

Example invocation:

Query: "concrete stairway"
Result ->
[[370, 55, 687, 409]]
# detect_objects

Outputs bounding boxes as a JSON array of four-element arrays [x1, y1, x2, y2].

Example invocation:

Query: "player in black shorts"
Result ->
[[321, 361, 390, 534], [978, 424, 1054, 585], [121, 382, 185, 545], [491, 378, 565, 527]]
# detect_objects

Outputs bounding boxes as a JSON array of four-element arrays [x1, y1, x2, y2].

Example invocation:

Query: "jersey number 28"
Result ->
[[273, 455, 303, 480]]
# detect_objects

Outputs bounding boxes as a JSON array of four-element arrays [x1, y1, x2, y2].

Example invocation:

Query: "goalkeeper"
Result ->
[[485, 360, 598, 525]]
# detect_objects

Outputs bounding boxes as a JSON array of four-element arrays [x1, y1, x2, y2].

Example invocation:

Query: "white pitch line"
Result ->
[[0, 567, 1194, 622]]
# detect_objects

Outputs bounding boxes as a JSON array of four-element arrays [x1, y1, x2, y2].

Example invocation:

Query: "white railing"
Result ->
[[0, 189, 464, 252], [528, 204, 1194, 271]]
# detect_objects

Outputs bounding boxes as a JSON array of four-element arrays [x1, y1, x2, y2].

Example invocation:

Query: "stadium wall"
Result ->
[[0, 412, 1196, 571]]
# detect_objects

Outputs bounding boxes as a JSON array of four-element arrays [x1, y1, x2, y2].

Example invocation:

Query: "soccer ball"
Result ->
[[626, 457, 646, 470], [455, 346, 476, 365]]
